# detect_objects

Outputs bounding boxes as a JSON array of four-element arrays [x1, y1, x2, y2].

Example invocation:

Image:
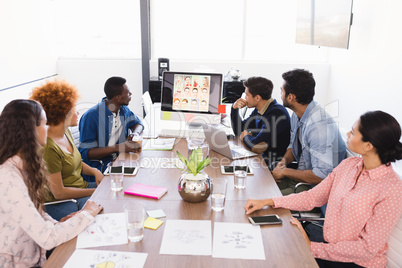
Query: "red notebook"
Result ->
[[124, 183, 168, 199]]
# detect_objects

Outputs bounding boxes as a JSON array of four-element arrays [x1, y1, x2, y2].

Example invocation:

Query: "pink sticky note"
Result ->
[[185, 113, 194, 122]]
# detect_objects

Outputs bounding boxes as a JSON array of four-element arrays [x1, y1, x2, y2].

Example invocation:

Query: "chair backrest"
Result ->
[[69, 126, 80, 148], [386, 214, 402, 268], [386, 173, 402, 268]]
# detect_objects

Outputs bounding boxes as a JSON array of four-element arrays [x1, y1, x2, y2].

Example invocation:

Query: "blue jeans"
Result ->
[[45, 182, 97, 221]]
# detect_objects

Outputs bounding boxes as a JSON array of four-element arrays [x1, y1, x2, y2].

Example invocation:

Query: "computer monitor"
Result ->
[[160, 71, 223, 125]]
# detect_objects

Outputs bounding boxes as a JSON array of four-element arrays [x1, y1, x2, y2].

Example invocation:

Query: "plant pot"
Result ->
[[178, 172, 211, 203]]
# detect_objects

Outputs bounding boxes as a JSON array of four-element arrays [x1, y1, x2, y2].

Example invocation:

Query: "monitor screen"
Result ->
[[160, 71, 223, 124]]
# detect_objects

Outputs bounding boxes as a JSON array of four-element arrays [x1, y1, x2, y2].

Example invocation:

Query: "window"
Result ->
[[151, 0, 327, 62], [151, 0, 244, 60], [55, 0, 141, 58]]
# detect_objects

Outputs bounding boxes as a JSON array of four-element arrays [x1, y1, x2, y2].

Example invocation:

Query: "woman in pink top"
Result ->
[[245, 111, 402, 268], [0, 100, 103, 267]]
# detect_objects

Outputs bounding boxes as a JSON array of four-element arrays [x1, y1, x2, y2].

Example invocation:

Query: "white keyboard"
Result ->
[[158, 128, 205, 139]]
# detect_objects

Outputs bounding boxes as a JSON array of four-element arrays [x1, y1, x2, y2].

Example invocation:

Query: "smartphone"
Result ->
[[221, 165, 253, 175], [104, 166, 139, 176], [248, 215, 282, 225]]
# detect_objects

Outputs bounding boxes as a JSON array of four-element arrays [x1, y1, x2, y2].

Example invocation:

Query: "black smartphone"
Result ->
[[104, 166, 138, 176], [248, 215, 282, 225], [221, 165, 253, 175]]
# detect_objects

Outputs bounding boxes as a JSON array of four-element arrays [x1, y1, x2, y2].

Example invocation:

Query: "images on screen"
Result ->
[[172, 74, 210, 112]]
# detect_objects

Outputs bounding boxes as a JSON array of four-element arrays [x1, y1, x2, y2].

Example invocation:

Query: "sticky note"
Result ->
[[218, 105, 226, 114], [162, 111, 171, 120], [147, 209, 166, 218], [144, 217, 164, 230], [185, 113, 194, 122]]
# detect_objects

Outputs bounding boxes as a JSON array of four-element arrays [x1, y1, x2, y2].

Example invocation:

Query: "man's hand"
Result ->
[[233, 98, 247, 110], [120, 141, 142, 153], [272, 165, 287, 182], [240, 130, 252, 141]]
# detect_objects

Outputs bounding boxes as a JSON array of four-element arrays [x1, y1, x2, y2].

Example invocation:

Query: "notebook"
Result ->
[[202, 124, 258, 160], [124, 183, 168, 199]]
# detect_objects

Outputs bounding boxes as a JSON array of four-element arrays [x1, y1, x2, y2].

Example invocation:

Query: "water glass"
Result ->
[[186, 137, 209, 160], [109, 162, 124, 191], [124, 203, 145, 242], [211, 179, 228, 212], [234, 170, 247, 189]]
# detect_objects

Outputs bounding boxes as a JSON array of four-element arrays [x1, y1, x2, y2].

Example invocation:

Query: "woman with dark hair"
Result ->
[[30, 80, 104, 220], [245, 110, 402, 268], [0, 100, 102, 267]]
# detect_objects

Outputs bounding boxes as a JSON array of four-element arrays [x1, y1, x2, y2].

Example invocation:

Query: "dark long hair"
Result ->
[[359, 111, 402, 165], [0, 99, 48, 210]]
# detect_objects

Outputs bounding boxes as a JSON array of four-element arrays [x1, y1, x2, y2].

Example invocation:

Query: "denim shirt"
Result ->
[[289, 101, 346, 179], [78, 98, 143, 171]]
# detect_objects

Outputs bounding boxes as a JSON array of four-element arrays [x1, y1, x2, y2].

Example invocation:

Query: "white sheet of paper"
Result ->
[[140, 157, 185, 169], [64, 249, 148, 268], [76, 213, 128, 249], [143, 138, 175, 150], [212, 222, 266, 260], [159, 220, 212, 256]]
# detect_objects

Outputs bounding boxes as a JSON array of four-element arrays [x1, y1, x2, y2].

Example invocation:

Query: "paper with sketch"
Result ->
[[159, 220, 212, 256], [76, 213, 128, 249], [212, 222, 265, 260], [64, 249, 148, 268], [143, 138, 175, 150]]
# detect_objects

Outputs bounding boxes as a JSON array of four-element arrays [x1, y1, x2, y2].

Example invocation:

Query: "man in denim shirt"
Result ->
[[272, 69, 346, 195], [79, 77, 144, 179]]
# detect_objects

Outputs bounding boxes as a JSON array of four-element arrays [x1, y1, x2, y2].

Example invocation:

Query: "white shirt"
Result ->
[[108, 110, 123, 147]]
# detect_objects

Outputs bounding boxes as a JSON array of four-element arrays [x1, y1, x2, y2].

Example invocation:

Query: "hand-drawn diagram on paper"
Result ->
[[221, 230, 254, 248], [64, 249, 148, 268], [159, 220, 212, 256], [76, 213, 128, 248], [212, 222, 266, 260]]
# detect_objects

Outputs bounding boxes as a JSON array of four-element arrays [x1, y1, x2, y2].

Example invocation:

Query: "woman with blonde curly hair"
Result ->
[[0, 99, 102, 267], [30, 79, 104, 220]]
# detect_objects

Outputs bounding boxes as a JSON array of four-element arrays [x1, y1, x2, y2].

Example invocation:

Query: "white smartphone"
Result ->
[[221, 165, 253, 175], [103, 166, 139, 176], [248, 215, 282, 225]]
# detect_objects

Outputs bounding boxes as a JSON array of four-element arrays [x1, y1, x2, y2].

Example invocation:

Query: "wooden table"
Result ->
[[44, 138, 318, 268]]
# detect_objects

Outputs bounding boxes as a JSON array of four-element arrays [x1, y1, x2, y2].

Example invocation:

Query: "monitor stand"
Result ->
[[187, 122, 203, 129]]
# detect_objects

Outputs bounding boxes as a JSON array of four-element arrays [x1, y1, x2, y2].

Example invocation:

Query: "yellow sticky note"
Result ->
[[162, 112, 171, 120], [144, 217, 164, 230]]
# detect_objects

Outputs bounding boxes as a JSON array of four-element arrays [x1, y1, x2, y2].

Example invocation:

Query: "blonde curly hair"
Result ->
[[30, 79, 80, 126]]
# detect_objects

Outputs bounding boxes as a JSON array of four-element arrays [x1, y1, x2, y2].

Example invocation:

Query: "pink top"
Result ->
[[0, 156, 95, 268], [273, 157, 402, 268]]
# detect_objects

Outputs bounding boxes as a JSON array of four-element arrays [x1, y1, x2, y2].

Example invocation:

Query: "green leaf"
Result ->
[[196, 157, 211, 172], [176, 148, 211, 176]]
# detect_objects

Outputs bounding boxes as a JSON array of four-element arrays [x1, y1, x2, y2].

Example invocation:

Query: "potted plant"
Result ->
[[177, 148, 212, 203]]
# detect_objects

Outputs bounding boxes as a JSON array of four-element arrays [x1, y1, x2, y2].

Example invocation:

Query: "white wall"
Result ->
[[326, 0, 402, 131], [57, 59, 143, 118], [327, 0, 402, 173], [0, 0, 57, 91]]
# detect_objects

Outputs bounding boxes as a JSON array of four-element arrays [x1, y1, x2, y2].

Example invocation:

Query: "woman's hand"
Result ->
[[82, 200, 103, 217], [94, 168, 104, 186], [244, 199, 274, 214], [290, 217, 311, 249]]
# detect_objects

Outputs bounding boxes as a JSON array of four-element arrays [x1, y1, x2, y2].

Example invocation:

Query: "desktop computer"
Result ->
[[158, 71, 224, 138]]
